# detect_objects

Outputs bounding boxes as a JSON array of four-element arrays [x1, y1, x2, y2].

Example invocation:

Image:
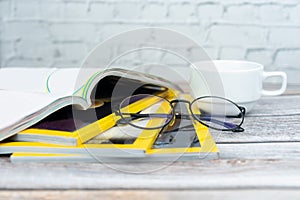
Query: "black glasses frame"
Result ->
[[115, 95, 246, 132]]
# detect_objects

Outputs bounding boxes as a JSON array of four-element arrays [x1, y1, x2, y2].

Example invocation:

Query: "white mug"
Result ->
[[190, 60, 287, 112]]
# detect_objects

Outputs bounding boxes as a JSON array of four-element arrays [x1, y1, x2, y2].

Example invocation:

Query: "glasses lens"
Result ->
[[190, 97, 244, 131], [119, 94, 173, 129]]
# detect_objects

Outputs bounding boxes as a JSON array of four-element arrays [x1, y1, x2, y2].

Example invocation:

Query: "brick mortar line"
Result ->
[[2, 19, 300, 28]]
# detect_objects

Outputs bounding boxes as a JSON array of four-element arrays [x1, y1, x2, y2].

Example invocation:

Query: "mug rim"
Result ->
[[213, 60, 263, 72], [194, 60, 264, 73]]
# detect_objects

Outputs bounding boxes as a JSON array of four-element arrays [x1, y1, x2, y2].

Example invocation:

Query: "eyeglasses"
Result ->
[[115, 94, 246, 132]]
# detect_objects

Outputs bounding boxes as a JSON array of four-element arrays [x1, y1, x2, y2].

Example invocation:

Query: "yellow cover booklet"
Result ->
[[3, 94, 219, 162], [0, 95, 173, 157], [10, 91, 172, 146], [8, 120, 219, 162]]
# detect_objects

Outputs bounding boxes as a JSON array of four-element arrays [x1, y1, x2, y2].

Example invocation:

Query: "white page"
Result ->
[[0, 68, 103, 141], [0, 90, 67, 140], [0, 68, 57, 93], [0, 67, 101, 97], [47, 68, 100, 96]]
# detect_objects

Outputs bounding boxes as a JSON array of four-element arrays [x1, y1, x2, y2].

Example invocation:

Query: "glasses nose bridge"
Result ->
[[170, 99, 191, 106]]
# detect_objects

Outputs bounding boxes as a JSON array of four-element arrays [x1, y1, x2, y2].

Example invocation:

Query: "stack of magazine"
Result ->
[[0, 67, 219, 162]]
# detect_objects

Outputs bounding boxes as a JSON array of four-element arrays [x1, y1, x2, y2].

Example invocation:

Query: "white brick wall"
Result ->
[[0, 0, 300, 83]]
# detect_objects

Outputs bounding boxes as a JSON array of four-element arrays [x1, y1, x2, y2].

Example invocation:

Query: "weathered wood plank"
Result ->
[[0, 93, 299, 190], [218, 142, 300, 159], [283, 84, 300, 95], [1, 143, 300, 189], [248, 95, 300, 116], [212, 114, 300, 143], [207, 94, 300, 143], [1, 190, 300, 200]]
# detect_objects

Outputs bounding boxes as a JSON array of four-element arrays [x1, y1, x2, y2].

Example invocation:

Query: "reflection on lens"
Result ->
[[119, 94, 173, 129], [190, 97, 243, 131]]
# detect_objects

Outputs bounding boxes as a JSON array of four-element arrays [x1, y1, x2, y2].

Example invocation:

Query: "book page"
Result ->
[[0, 90, 69, 140], [0, 68, 57, 93], [0, 67, 100, 97], [47, 68, 100, 96]]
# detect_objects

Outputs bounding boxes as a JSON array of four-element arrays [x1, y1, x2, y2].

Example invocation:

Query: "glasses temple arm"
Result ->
[[198, 116, 244, 132]]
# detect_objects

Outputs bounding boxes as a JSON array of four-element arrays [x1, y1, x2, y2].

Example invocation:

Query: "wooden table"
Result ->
[[1, 86, 300, 199]]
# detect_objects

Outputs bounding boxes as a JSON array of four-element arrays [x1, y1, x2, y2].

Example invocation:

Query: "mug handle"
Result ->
[[262, 71, 287, 96]]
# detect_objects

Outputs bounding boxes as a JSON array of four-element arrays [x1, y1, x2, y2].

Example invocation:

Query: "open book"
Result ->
[[0, 67, 181, 141]]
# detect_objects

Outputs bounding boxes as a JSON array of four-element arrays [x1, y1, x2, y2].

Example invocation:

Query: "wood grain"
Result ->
[[210, 95, 300, 143], [1, 190, 300, 200], [1, 158, 300, 189], [248, 95, 300, 116], [1, 89, 300, 191]]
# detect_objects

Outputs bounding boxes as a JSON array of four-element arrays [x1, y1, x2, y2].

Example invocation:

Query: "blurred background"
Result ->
[[0, 0, 299, 84]]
